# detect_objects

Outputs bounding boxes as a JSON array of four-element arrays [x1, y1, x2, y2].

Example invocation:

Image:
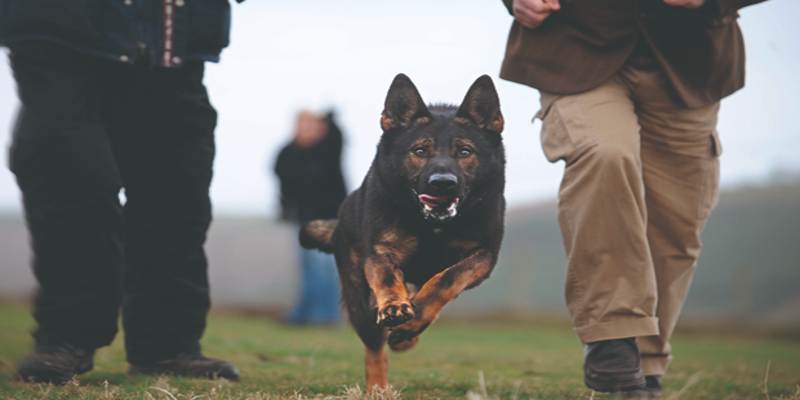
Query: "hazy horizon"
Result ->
[[1, 0, 797, 216]]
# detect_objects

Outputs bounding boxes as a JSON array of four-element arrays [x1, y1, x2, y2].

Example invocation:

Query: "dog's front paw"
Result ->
[[377, 301, 415, 327]]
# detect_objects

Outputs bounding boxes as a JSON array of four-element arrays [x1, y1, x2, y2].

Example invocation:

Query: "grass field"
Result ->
[[0, 303, 798, 399]]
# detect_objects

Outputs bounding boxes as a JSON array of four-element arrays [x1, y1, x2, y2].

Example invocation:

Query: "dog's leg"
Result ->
[[365, 256, 415, 327], [388, 250, 493, 350], [365, 228, 418, 327], [364, 345, 388, 392]]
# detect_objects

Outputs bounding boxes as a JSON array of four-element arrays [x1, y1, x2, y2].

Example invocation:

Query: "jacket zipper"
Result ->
[[162, 0, 175, 67]]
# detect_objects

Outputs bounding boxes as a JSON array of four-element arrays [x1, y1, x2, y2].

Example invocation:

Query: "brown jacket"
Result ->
[[499, 0, 767, 108]]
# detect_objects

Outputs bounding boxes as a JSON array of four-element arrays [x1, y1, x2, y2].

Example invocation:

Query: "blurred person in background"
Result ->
[[500, 0, 766, 396], [274, 111, 347, 326], [1, 0, 244, 384]]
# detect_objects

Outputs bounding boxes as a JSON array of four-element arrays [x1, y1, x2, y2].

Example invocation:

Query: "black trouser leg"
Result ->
[[103, 63, 216, 364], [8, 45, 124, 351]]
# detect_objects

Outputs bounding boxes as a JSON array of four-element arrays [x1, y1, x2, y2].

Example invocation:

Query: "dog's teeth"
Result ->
[[420, 198, 460, 220], [447, 201, 458, 218]]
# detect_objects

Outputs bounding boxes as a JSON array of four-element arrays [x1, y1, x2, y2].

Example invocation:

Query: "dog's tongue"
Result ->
[[418, 194, 453, 208]]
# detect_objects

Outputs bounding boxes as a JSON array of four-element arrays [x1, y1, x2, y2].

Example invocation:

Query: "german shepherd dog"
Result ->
[[300, 74, 505, 390]]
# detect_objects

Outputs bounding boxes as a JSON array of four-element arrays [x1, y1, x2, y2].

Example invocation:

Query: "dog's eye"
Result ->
[[412, 147, 428, 157], [458, 147, 473, 158]]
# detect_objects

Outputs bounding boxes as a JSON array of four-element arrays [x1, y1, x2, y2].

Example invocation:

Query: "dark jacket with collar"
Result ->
[[499, 0, 767, 108], [0, 0, 244, 67]]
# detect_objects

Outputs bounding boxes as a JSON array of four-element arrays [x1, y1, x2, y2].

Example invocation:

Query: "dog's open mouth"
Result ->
[[418, 194, 460, 221]]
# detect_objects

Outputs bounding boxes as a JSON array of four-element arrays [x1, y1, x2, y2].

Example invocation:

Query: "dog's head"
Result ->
[[377, 74, 505, 222]]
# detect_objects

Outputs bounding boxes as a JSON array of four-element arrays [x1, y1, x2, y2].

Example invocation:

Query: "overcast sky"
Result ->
[[0, 0, 796, 216]]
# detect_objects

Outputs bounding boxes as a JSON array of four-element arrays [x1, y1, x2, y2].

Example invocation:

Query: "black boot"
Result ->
[[129, 352, 240, 381], [16, 344, 95, 384], [584, 338, 646, 393]]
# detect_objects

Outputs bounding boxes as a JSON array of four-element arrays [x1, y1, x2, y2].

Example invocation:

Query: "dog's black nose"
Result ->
[[428, 173, 458, 190]]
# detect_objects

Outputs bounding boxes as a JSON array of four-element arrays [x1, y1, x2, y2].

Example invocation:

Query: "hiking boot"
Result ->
[[584, 338, 646, 393], [129, 352, 240, 381], [16, 344, 95, 384]]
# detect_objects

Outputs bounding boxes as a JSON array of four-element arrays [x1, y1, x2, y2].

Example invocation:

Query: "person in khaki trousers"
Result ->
[[500, 0, 766, 396]]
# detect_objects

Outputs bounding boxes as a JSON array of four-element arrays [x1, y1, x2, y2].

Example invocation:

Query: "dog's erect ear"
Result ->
[[456, 75, 504, 134], [381, 74, 432, 132]]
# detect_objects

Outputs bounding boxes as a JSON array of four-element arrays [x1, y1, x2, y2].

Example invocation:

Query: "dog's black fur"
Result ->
[[300, 73, 505, 389]]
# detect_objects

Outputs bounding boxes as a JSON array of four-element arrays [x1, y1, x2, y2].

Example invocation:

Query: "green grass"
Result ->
[[0, 303, 798, 399]]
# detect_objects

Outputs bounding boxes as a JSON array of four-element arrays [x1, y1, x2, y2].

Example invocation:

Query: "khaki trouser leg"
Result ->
[[633, 69, 722, 376], [539, 66, 721, 363], [539, 77, 659, 344]]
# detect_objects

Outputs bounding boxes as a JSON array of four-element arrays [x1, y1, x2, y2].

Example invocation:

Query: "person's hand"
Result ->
[[663, 0, 706, 9], [512, 0, 561, 29]]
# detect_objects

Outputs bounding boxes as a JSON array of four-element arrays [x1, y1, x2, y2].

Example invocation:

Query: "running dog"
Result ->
[[300, 73, 506, 390]]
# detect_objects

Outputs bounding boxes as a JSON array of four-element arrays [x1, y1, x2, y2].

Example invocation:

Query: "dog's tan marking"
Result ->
[[453, 114, 504, 133], [388, 250, 492, 348], [408, 137, 434, 150], [417, 249, 492, 313], [414, 116, 432, 126], [490, 115, 504, 133], [366, 228, 418, 326], [374, 229, 418, 258], [454, 138, 480, 178], [381, 114, 433, 132], [380, 114, 395, 131], [453, 116, 471, 127], [365, 346, 388, 391], [404, 138, 434, 175], [453, 138, 476, 148], [364, 258, 409, 310]]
